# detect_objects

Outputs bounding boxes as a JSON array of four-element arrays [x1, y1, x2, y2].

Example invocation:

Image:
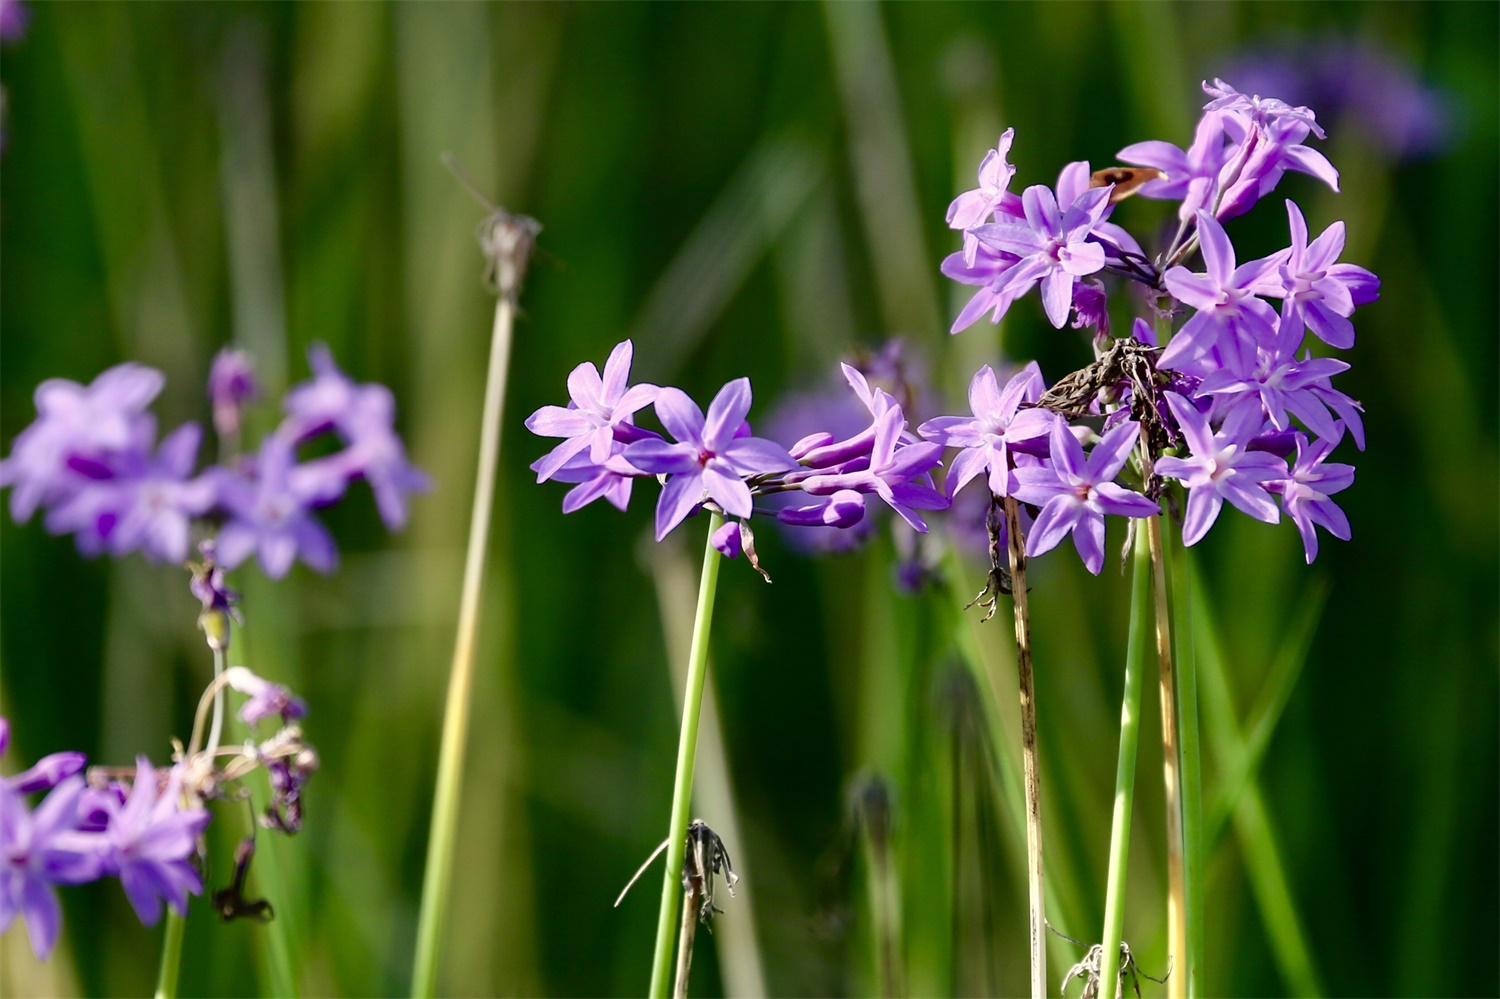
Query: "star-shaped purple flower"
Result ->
[[215, 436, 340, 579], [625, 379, 796, 541], [918, 362, 1053, 499], [1011, 419, 1159, 574], [1156, 392, 1288, 545], [974, 184, 1115, 328], [1159, 211, 1283, 375], [1273, 426, 1355, 563], [1264, 200, 1380, 349], [526, 339, 660, 482], [99, 759, 210, 927], [1, 777, 102, 960]]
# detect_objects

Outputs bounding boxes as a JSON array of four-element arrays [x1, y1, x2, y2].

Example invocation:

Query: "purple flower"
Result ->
[[1156, 392, 1287, 545], [1215, 114, 1339, 221], [776, 489, 867, 530], [208, 348, 259, 439], [942, 242, 1027, 335], [1195, 314, 1351, 441], [533, 448, 641, 514], [100, 759, 210, 926], [947, 128, 1020, 265], [0, 363, 164, 522], [973, 184, 1115, 328], [1203, 77, 1324, 137], [1263, 200, 1379, 349], [1011, 420, 1159, 574], [224, 667, 308, 726], [0, 0, 27, 42], [1118, 111, 1232, 220], [6, 752, 87, 795], [1159, 211, 1282, 375], [918, 362, 1053, 498], [526, 340, 660, 481], [1, 777, 103, 960], [801, 396, 949, 532], [44, 422, 216, 563], [215, 436, 339, 579], [625, 379, 796, 540], [711, 520, 743, 559], [1274, 426, 1355, 563], [311, 384, 431, 530]]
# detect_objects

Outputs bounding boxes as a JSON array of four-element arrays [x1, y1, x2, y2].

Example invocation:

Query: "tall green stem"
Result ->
[[153, 911, 186, 999], [1174, 540, 1204, 997], [648, 512, 725, 998], [1146, 517, 1186, 999], [411, 211, 535, 998], [1098, 523, 1154, 999]]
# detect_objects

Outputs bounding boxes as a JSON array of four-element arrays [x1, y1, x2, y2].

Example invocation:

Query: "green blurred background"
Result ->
[[2, 3, 1495, 996]]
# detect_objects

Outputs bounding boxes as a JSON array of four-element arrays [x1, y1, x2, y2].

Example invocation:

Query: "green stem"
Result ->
[[153, 911, 186, 999], [1098, 523, 1154, 999], [412, 249, 524, 998], [648, 513, 726, 998], [1175, 541, 1204, 998]]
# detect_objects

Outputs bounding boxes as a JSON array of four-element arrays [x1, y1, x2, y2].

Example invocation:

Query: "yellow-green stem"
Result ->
[[1175, 540, 1204, 997], [1147, 517, 1186, 999], [648, 513, 725, 998], [1098, 523, 1154, 999], [411, 275, 519, 998], [153, 911, 186, 999]]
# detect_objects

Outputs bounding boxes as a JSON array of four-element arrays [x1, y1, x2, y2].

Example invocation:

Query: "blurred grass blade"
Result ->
[[632, 135, 823, 379], [821, 0, 942, 336], [1204, 578, 1329, 849], [1192, 574, 1325, 998]]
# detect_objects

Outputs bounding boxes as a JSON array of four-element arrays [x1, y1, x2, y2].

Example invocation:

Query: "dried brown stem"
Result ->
[[1147, 514, 1186, 999], [1003, 495, 1046, 999], [673, 884, 700, 999]]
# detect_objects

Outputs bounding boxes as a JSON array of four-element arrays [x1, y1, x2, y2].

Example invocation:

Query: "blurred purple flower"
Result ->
[[208, 348, 258, 439], [215, 436, 339, 579], [0, 363, 164, 522], [1156, 392, 1287, 545], [1011, 420, 1159, 574], [6, 752, 87, 795], [1, 776, 103, 960], [44, 422, 216, 563], [626, 379, 796, 540], [99, 759, 209, 926], [224, 667, 307, 727], [0, 0, 27, 42]]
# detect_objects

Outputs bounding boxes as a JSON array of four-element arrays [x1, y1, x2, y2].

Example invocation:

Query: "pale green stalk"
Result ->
[[649, 512, 726, 998], [1098, 523, 1154, 999], [411, 211, 535, 997], [1173, 540, 1204, 998], [153, 912, 186, 999]]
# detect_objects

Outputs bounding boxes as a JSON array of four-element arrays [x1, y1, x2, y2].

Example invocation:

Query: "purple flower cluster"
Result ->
[[526, 341, 950, 569], [937, 78, 1375, 566], [0, 661, 316, 960], [0, 345, 428, 578]]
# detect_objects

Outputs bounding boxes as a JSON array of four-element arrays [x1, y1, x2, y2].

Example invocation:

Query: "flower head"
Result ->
[[526, 339, 660, 481], [1155, 392, 1287, 545], [1, 777, 102, 960], [918, 362, 1053, 498], [99, 758, 210, 926]]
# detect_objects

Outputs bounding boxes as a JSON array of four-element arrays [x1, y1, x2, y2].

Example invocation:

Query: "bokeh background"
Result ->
[[2, 3, 1496, 997]]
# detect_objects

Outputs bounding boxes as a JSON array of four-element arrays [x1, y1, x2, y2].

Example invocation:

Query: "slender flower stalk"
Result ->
[[1175, 537, 1205, 997], [1099, 521, 1154, 999], [649, 512, 726, 997], [1147, 515, 1187, 999], [153, 911, 186, 999], [1002, 494, 1046, 999], [411, 204, 539, 999], [673, 881, 701, 999]]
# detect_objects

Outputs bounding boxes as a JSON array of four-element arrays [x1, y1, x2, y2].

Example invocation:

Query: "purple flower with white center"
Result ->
[[0, 363, 164, 522], [801, 397, 949, 532], [526, 340, 660, 481], [208, 348, 259, 439], [1, 777, 102, 960], [224, 667, 308, 727], [44, 422, 216, 563], [1159, 210, 1283, 376], [99, 758, 209, 926], [918, 362, 1053, 499], [1274, 426, 1355, 563], [215, 436, 339, 579], [1118, 111, 1233, 220], [1203, 77, 1324, 138], [947, 128, 1020, 265], [1011, 420, 1159, 575], [973, 184, 1114, 328], [624, 379, 797, 541], [1155, 392, 1288, 546], [1196, 316, 1351, 441], [1264, 200, 1380, 349]]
